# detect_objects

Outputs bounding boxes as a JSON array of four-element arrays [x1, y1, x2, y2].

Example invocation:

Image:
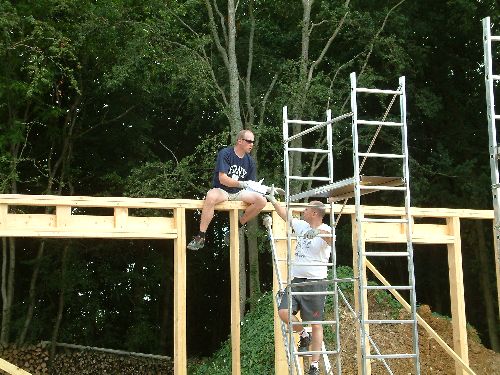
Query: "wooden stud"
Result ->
[[173, 207, 187, 375], [0, 204, 7, 229], [114, 207, 128, 230], [56, 205, 71, 228], [447, 216, 469, 375], [229, 208, 241, 375], [272, 210, 288, 375], [352, 213, 371, 375]]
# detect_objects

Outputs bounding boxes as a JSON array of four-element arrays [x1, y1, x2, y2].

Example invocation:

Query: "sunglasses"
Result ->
[[242, 139, 255, 144]]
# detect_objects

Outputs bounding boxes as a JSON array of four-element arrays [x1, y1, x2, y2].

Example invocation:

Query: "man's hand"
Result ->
[[303, 228, 320, 239], [238, 181, 250, 189], [265, 184, 278, 204], [265, 185, 285, 195]]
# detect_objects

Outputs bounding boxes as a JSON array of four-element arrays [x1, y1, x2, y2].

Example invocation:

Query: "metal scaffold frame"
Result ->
[[482, 16, 500, 319], [270, 72, 420, 374]]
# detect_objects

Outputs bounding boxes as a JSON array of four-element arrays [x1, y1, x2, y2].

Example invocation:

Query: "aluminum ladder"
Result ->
[[482, 16, 500, 318], [350, 72, 420, 374], [282, 107, 342, 375]]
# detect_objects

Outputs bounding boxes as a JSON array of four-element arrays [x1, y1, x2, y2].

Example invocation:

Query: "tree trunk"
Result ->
[[49, 243, 70, 366], [473, 220, 500, 351], [227, 0, 243, 141], [18, 240, 46, 345]]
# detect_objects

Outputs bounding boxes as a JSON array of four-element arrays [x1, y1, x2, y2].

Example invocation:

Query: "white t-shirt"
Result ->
[[291, 218, 332, 279]]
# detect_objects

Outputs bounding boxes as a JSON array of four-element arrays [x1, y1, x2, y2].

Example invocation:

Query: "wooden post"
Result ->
[[0, 358, 32, 375], [447, 216, 469, 375], [174, 207, 187, 375], [272, 210, 288, 375], [230, 208, 241, 375], [114, 207, 128, 230], [352, 213, 371, 375]]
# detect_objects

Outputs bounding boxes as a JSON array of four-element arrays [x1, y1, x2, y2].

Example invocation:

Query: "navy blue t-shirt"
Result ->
[[212, 147, 256, 193]]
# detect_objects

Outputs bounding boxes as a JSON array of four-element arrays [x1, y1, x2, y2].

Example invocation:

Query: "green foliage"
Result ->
[[190, 292, 275, 375]]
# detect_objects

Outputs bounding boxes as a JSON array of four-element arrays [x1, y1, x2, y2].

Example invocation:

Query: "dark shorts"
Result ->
[[278, 278, 327, 321]]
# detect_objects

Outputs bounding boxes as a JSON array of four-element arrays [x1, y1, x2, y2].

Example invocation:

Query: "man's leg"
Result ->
[[310, 324, 323, 362], [188, 189, 227, 250], [238, 191, 266, 225], [199, 188, 228, 232]]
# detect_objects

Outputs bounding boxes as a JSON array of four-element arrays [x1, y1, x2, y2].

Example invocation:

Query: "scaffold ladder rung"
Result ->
[[365, 319, 415, 324], [364, 285, 413, 290], [358, 152, 405, 158], [367, 354, 417, 360], [357, 120, 403, 126]]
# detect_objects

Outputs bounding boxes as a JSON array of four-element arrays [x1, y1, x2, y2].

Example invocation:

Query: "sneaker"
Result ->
[[308, 365, 320, 375], [298, 333, 311, 353], [187, 235, 205, 250]]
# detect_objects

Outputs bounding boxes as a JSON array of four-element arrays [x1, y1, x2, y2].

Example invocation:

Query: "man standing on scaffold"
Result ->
[[266, 189, 334, 375]]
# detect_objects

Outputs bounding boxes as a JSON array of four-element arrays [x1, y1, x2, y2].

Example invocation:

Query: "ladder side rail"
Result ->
[[400, 75, 421, 374], [283, 106, 299, 374], [350, 71, 370, 374], [482, 16, 500, 320]]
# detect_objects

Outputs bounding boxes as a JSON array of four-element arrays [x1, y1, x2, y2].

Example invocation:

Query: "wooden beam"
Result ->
[[173, 207, 187, 375], [0, 358, 31, 375], [352, 214, 371, 375], [365, 260, 476, 375], [447, 217, 469, 375], [230, 209, 241, 375], [0, 194, 494, 218]]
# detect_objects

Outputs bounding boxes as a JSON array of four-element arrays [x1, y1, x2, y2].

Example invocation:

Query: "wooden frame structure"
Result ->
[[0, 194, 497, 375]]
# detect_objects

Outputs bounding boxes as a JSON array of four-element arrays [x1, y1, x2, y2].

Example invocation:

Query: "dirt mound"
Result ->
[[314, 302, 500, 374]]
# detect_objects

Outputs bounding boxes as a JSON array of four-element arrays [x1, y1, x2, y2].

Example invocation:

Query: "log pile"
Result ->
[[0, 343, 173, 375]]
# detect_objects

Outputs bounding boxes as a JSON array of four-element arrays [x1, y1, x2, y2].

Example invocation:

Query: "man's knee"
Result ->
[[254, 194, 267, 209], [278, 309, 289, 322], [205, 189, 227, 205]]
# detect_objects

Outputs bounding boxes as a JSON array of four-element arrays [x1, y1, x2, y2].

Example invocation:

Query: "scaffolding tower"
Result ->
[[482, 16, 500, 318], [272, 72, 420, 374]]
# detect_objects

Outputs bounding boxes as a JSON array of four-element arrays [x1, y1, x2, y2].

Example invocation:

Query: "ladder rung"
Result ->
[[355, 87, 402, 95], [495, 115, 500, 120], [364, 251, 409, 257], [288, 147, 330, 153], [365, 319, 415, 324], [288, 176, 331, 181], [291, 320, 337, 325], [361, 218, 408, 223], [491, 35, 500, 41], [359, 185, 406, 191], [358, 152, 404, 158], [364, 285, 413, 290], [356, 120, 403, 127], [492, 74, 500, 80], [286, 119, 327, 125], [291, 291, 337, 296], [296, 349, 340, 356], [366, 353, 417, 359]]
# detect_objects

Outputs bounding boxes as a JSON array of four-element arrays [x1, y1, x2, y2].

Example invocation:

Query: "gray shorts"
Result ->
[[279, 278, 327, 321], [217, 188, 243, 201]]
